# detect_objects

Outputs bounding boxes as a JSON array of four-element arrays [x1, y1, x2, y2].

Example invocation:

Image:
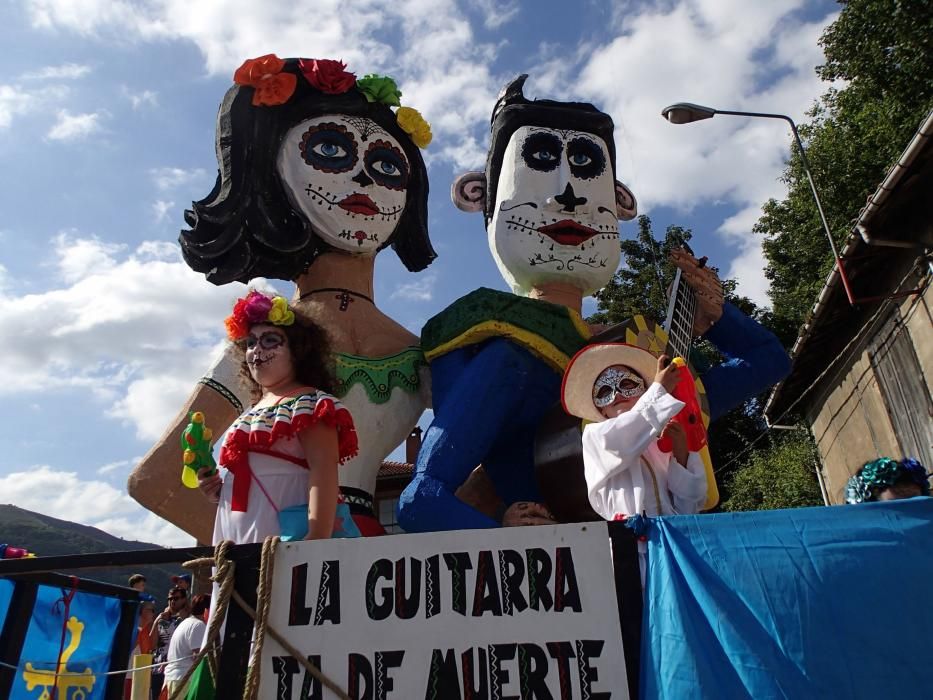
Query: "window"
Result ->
[[869, 310, 933, 466], [377, 497, 404, 535]]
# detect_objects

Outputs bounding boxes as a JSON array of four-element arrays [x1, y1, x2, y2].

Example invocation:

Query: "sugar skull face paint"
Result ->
[[277, 115, 410, 255], [592, 365, 645, 409], [245, 324, 295, 388], [487, 125, 621, 296]]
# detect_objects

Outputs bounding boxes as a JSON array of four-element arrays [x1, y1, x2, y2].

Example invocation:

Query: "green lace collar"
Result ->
[[334, 347, 426, 404]]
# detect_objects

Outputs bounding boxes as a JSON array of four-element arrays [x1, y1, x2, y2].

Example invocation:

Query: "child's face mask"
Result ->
[[592, 365, 645, 409]]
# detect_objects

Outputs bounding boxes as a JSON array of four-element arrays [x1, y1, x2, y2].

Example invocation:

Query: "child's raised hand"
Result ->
[[660, 421, 689, 466], [654, 355, 681, 394], [197, 467, 222, 504]]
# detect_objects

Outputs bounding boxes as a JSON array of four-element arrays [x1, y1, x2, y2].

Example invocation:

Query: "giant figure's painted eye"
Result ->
[[521, 131, 563, 172], [364, 140, 410, 190], [566, 137, 606, 179], [299, 123, 359, 173]]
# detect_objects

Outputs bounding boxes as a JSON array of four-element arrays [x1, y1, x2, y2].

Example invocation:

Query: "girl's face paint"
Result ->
[[246, 323, 295, 388]]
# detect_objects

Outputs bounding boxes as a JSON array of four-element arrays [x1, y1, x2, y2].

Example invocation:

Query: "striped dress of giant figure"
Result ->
[[397, 75, 790, 532], [128, 56, 435, 542]]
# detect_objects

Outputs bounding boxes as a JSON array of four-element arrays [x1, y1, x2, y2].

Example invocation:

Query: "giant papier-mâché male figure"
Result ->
[[397, 76, 790, 531]]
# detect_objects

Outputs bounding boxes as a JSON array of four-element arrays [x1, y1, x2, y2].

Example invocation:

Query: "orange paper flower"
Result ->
[[233, 54, 297, 106]]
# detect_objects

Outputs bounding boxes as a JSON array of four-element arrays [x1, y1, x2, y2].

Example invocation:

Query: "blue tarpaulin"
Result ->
[[641, 498, 933, 699]]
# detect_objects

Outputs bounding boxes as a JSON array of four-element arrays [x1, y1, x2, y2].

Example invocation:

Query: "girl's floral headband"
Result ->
[[225, 290, 295, 341], [233, 54, 432, 149]]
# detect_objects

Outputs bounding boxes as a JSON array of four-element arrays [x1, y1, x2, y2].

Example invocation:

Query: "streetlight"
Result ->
[[661, 102, 858, 306]]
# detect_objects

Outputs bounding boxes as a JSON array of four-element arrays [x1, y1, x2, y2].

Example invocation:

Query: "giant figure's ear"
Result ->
[[615, 180, 637, 221], [451, 172, 487, 213]]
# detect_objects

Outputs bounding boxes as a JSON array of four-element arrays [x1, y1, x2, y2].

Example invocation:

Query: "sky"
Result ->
[[0, 0, 840, 547]]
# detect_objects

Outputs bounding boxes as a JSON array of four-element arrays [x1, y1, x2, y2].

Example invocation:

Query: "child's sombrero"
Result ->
[[561, 342, 659, 423]]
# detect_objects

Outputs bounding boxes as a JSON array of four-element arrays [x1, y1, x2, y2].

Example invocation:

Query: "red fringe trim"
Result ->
[[218, 396, 359, 512]]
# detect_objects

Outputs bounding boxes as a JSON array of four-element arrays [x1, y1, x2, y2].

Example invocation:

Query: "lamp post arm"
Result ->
[[713, 109, 856, 304]]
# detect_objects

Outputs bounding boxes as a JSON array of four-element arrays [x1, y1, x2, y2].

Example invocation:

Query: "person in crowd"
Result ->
[[128, 574, 146, 593], [130, 55, 435, 543], [845, 457, 931, 503], [149, 586, 189, 699], [170, 574, 191, 592], [197, 290, 357, 544], [163, 594, 211, 698]]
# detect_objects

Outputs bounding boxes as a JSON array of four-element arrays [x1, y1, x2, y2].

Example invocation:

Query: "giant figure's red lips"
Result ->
[[338, 194, 379, 216], [537, 219, 599, 246]]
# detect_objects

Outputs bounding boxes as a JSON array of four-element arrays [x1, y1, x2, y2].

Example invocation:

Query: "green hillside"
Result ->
[[0, 504, 186, 602]]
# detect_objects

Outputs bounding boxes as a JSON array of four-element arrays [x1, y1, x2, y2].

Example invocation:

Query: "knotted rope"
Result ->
[[173, 537, 349, 700]]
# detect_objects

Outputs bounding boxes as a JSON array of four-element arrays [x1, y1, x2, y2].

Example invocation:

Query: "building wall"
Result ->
[[807, 278, 931, 503]]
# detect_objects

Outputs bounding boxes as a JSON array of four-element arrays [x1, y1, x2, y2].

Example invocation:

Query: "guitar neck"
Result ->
[[663, 268, 698, 360]]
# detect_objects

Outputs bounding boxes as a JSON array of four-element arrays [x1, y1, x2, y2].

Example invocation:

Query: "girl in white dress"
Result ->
[[198, 290, 358, 544]]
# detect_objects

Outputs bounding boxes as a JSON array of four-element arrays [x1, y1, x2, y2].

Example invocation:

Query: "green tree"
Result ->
[[721, 429, 824, 512], [757, 0, 933, 346], [589, 215, 691, 326]]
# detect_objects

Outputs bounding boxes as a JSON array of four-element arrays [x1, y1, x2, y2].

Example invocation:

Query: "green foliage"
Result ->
[[721, 429, 824, 512], [756, 0, 933, 347], [589, 215, 690, 325]]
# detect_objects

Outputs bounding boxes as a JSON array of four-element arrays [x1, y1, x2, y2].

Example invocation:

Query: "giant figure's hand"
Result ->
[[670, 248, 724, 335], [501, 501, 556, 527]]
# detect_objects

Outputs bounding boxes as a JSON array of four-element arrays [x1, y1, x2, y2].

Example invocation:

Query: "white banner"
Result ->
[[260, 523, 629, 699]]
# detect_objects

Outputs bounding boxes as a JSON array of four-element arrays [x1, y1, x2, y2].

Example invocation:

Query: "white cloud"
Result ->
[[0, 84, 36, 128], [97, 458, 133, 475], [20, 63, 91, 80], [556, 1, 838, 306], [0, 233, 246, 438], [24, 0, 503, 170], [390, 272, 437, 302], [474, 0, 520, 29], [152, 199, 175, 223], [53, 231, 125, 282], [122, 86, 158, 109], [46, 108, 105, 140], [0, 466, 194, 547], [150, 167, 208, 191]]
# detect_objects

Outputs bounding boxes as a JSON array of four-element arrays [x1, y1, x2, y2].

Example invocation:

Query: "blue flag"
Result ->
[[11, 584, 122, 700], [641, 498, 933, 699]]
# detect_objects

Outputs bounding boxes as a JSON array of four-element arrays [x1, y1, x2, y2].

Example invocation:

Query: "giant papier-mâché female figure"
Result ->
[[129, 55, 435, 541]]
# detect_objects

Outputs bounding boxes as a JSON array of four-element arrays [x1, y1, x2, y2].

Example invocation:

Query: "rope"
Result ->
[[50, 575, 79, 700], [242, 535, 276, 699], [166, 540, 236, 700], [169, 537, 349, 700], [0, 653, 196, 677]]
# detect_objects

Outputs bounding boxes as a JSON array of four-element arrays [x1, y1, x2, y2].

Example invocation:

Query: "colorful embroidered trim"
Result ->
[[219, 392, 358, 511], [334, 347, 426, 403], [421, 288, 591, 372]]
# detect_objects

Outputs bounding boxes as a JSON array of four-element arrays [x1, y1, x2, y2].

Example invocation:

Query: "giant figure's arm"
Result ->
[[701, 302, 791, 422], [127, 344, 248, 543], [397, 341, 531, 531]]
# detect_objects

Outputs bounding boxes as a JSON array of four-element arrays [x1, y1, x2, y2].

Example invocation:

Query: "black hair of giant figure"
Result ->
[[180, 58, 435, 285], [482, 74, 618, 224]]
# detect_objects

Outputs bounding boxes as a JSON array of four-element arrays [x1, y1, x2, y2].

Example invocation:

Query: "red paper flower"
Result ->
[[299, 58, 356, 94], [233, 54, 297, 106]]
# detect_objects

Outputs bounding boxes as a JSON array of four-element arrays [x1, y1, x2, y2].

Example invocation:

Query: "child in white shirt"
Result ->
[[561, 343, 708, 521]]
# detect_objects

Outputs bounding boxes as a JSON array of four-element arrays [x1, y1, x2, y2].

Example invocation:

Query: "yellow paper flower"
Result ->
[[267, 296, 295, 326], [396, 106, 432, 148]]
